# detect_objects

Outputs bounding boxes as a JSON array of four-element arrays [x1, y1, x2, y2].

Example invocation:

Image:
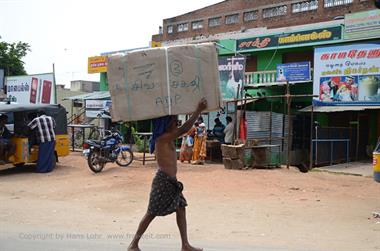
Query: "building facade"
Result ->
[[70, 80, 100, 93], [152, 0, 380, 166], [152, 0, 373, 43]]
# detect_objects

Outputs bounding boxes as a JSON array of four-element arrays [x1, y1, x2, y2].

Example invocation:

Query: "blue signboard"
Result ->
[[276, 62, 311, 82]]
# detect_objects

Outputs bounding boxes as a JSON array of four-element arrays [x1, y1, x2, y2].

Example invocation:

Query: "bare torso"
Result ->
[[155, 138, 177, 177]]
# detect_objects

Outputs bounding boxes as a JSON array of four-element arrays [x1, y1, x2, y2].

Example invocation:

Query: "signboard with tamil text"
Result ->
[[313, 43, 380, 106], [276, 62, 311, 82], [237, 26, 342, 52], [218, 56, 246, 100], [88, 56, 108, 74], [344, 9, 380, 40], [5, 73, 56, 104]]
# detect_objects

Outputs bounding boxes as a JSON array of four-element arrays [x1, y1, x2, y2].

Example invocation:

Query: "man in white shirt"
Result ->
[[223, 116, 234, 145]]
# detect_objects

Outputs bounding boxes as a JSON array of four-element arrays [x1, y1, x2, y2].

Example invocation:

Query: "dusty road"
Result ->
[[0, 152, 379, 251]]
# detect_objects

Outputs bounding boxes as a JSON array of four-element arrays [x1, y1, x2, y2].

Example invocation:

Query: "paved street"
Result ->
[[0, 153, 379, 251]]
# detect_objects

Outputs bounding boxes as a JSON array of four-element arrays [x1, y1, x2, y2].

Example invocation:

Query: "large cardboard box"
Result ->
[[107, 43, 221, 121]]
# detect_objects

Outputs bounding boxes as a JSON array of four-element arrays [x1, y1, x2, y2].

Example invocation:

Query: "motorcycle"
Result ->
[[83, 130, 134, 173]]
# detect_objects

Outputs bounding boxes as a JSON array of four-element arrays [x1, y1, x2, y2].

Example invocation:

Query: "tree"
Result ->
[[0, 36, 31, 76]]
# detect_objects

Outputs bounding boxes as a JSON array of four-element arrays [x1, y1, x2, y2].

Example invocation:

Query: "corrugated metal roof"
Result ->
[[299, 105, 380, 113], [62, 91, 110, 101]]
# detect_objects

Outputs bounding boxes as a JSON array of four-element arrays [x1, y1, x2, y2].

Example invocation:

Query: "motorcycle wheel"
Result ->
[[88, 150, 105, 173], [116, 149, 134, 167]]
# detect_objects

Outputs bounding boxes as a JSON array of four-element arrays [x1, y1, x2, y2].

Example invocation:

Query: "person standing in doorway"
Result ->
[[28, 111, 56, 173], [128, 99, 207, 251], [224, 116, 234, 145]]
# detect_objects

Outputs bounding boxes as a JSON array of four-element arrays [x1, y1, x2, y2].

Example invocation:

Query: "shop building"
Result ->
[[151, 1, 379, 166]]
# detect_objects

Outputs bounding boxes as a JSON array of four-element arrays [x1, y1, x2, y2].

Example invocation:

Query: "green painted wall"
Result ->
[[257, 50, 283, 71], [217, 39, 236, 55], [316, 113, 328, 127], [100, 72, 108, 91]]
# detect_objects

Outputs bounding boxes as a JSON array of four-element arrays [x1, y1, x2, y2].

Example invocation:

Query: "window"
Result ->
[[209, 17, 221, 27], [192, 20, 203, 30], [167, 25, 173, 34], [225, 14, 239, 24], [177, 23, 188, 32], [292, 0, 318, 13], [263, 5, 287, 18], [324, 0, 353, 8], [243, 11, 258, 22]]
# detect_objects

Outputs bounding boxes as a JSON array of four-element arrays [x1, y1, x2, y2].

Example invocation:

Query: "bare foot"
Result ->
[[181, 244, 203, 251], [127, 246, 141, 251]]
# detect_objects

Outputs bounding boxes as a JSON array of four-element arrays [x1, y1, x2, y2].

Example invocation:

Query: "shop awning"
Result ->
[[299, 105, 380, 113], [63, 91, 110, 101]]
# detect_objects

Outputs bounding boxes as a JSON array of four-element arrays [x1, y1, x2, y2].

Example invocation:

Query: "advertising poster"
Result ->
[[5, 73, 56, 104], [85, 99, 112, 118], [218, 56, 246, 100], [88, 56, 108, 74], [314, 43, 380, 105], [276, 62, 311, 82]]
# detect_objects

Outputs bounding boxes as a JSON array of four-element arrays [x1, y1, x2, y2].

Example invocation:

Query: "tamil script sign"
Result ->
[[88, 56, 108, 74], [276, 62, 311, 82], [85, 99, 112, 118], [5, 73, 56, 104], [218, 56, 246, 100], [237, 26, 342, 52], [344, 9, 380, 40], [313, 43, 380, 105]]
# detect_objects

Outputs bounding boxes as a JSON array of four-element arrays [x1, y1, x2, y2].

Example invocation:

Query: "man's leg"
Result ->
[[128, 212, 155, 251], [176, 207, 202, 251]]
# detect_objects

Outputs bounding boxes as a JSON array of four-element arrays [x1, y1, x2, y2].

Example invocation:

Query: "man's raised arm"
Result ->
[[162, 98, 208, 141]]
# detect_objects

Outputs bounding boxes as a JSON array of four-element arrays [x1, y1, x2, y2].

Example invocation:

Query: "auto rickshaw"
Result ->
[[0, 103, 70, 167]]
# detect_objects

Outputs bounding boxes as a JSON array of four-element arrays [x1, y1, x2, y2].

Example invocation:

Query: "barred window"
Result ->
[[292, 0, 318, 13], [167, 25, 173, 34], [225, 14, 239, 24], [209, 17, 222, 27], [192, 20, 203, 30], [244, 11, 259, 22], [177, 23, 188, 32], [263, 5, 287, 18], [324, 0, 353, 8]]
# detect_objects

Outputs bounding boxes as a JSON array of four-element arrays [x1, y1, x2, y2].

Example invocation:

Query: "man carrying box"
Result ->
[[128, 98, 207, 251]]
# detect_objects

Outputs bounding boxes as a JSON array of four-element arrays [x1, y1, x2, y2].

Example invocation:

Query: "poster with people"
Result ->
[[314, 43, 380, 105], [218, 56, 246, 100]]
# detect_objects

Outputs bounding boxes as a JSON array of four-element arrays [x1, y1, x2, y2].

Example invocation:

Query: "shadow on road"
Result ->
[[0, 164, 36, 176]]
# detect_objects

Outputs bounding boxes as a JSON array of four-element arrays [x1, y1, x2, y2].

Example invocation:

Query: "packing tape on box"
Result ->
[[164, 47, 172, 115]]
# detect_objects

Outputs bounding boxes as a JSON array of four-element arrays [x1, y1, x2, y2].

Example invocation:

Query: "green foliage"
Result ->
[[0, 36, 31, 76], [131, 126, 149, 152]]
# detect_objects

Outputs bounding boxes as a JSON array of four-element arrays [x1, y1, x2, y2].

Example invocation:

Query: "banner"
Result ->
[[344, 10, 380, 40], [88, 56, 108, 74], [313, 43, 380, 105], [237, 26, 342, 52], [218, 56, 246, 100], [85, 100, 112, 118], [5, 73, 56, 104], [276, 62, 311, 82]]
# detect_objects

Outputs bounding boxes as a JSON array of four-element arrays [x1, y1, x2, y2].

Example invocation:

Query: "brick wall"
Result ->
[[155, 0, 375, 42]]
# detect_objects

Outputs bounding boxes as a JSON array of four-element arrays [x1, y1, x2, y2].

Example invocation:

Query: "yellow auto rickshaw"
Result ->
[[0, 103, 70, 167]]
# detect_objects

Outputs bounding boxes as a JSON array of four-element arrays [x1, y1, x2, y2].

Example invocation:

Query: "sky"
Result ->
[[0, 0, 221, 87]]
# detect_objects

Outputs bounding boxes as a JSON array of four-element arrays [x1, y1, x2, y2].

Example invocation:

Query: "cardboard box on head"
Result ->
[[107, 43, 222, 122]]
